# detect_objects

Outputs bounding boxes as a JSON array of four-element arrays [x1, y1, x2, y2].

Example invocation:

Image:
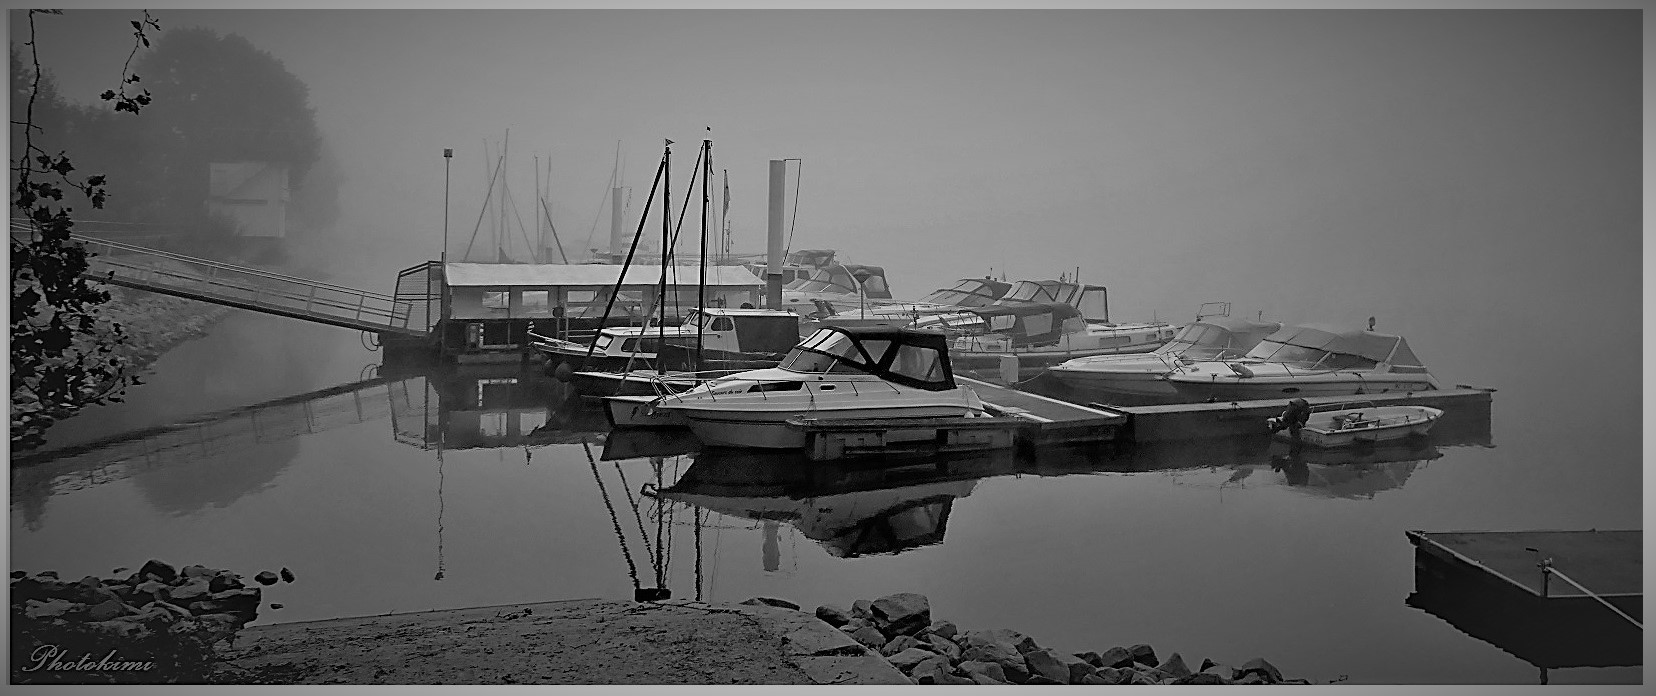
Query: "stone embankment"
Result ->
[[11, 560, 290, 684], [795, 592, 1310, 686], [100, 290, 232, 372]]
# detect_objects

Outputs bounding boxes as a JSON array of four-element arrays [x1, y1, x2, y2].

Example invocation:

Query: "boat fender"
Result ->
[[552, 361, 574, 381]]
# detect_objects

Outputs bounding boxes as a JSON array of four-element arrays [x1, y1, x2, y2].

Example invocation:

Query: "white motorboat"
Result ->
[[1164, 323, 1439, 401], [1046, 314, 1282, 396], [1268, 402, 1444, 448], [652, 325, 987, 449]]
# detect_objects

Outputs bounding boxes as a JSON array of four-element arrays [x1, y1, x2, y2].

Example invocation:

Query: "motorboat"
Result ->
[[562, 308, 799, 398], [1045, 313, 1282, 396], [1164, 323, 1440, 401], [811, 277, 1013, 326], [531, 323, 692, 375], [652, 325, 987, 449], [933, 300, 1174, 380], [1268, 402, 1444, 448]]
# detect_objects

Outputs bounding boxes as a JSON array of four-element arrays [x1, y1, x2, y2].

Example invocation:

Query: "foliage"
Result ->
[[10, 10, 158, 450]]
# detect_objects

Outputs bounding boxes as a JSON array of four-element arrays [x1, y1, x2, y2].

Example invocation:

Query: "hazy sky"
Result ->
[[9, 6, 1643, 341]]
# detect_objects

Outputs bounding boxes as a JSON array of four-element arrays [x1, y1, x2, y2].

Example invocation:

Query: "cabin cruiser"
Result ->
[[1164, 323, 1439, 401], [652, 325, 986, 449], [933, 301, 1174, 380], [531, 323, 694, 375], [813, 277, 1013, 325], [1045, 315, 1282, 396], [912, 279, 1111, 331], [563, 307, 799, 398]]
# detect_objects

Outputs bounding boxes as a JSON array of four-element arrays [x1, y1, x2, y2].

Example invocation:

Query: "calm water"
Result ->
[[10, 292, 1642, 685]]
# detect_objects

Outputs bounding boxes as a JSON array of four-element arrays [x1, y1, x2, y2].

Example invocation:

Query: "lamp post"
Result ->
[[442, 148, 453, 264]]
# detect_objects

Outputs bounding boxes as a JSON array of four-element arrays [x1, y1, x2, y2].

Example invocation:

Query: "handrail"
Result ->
[[76, 235, 405, 302], [1536, 560, 1643, 630]]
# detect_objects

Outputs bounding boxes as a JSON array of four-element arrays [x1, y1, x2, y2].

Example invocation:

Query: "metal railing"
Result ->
[[53, 231, 420, 336]]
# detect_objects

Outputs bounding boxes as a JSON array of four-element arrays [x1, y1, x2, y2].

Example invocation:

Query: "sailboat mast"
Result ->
[[657, 140, 672, 375], [698, 138, 711, 371]]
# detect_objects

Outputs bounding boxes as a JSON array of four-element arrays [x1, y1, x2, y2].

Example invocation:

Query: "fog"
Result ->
[[12, 7, 1643, 388]]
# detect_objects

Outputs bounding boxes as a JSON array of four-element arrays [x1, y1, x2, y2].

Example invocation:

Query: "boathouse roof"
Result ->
[[444, 263, 763, 288]]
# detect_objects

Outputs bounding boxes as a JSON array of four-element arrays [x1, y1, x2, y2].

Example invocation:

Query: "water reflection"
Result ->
[[655, 448, 1017, 559]]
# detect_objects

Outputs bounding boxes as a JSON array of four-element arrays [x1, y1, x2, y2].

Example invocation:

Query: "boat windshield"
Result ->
[[779, 330, 868, 374], [919, 280, 1003, 306], [1161, 323, 1234, 355], [1000, 280, 1076, 304], [791, 266, 861, 295], [1242, 340, 1379, 369]]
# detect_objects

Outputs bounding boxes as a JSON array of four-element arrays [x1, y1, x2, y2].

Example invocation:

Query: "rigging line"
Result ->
[[503, 179, 540, 263], [661, 143, 706, 320], [581, 172, 615, 257], [784, 158, 803, 256], [585, 442, 641, 591], [539, 197, 569, 263], [459, 153, 507, 262], [614, 462, 657, 561], [582, 145, 669, 364]]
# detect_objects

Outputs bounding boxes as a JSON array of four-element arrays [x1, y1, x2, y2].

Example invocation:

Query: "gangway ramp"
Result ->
[[14, 223, 426, 337], [957, 376, 1128, 446]]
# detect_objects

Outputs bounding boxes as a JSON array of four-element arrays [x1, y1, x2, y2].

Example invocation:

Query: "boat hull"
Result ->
[[681, 403, 979, 449], [605, 395, 689, 429], [1167, 367, 1438, 402], [571, 370, 699, 398], [1272, 406, 1444, 448]]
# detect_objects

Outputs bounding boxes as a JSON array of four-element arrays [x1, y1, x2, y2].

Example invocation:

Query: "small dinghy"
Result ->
[[1268, 402, 1443, 448]]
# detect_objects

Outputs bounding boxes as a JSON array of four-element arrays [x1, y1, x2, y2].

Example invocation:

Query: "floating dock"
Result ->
[[1405, 529, 1642, 674], [1103, 386, 1495, 443]]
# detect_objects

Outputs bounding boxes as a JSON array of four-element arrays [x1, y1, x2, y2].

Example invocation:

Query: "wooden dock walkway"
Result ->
[[957, 376, 1128, 446]]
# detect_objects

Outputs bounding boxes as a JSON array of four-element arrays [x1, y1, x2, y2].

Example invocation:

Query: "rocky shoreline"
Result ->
[[794, 592, 1310, 686], [11, 560, 289, 684]]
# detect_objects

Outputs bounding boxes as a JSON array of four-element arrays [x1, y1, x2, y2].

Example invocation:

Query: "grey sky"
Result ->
[[10, 7, 1641, 333]]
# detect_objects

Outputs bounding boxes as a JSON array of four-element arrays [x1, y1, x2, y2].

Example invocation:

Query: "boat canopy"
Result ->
[[776, 325, 956, 391], [966, 302, 1085, 346], [1163, 316, 1283, 355], [1242, 323, 1428, 370], [916, 278, 1012, 307]]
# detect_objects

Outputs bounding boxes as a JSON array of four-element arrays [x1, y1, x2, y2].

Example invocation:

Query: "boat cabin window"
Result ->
[[482, 290, 510, 310], [710, 317, 735, 332], [780, 330, 864, 373], [618, 338, 659, 354], [889, 344, 945, 384], [521, 291, 550, 310], [594, 334, 615, 351]]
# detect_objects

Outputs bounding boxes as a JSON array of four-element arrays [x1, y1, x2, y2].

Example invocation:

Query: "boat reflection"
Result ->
[[653, 448, 1017, 558]]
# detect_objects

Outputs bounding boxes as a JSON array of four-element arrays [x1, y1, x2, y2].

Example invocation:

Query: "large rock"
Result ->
[[86, 598, 132, 621], [739, 597, 800, 610], [925, 619, 959, 641], [1152, 652, 1192, 680], [23, 598, 78, 620], [1025, 674, 1065, 685], [254, 571, 281, 586], [908, 654, 951, 682], [1022, 648, 1071, 684], [921, 633, 962, 662], [970, 672, 1008, 685], [1092, 667, 1130, 685], [1075, 650, 1104, 668], [138, 559, 178, 584], [850, 599, 875, 620], [168, 579, 213, 603], [208, 571, 245, 594], [869, 593, 930, 637], [957, 660, 1007, 683], [847, 624, 888, 649], [887, 647, 939, 672], [959, 635, 1029, 683], [1238, 657, 1283, 684], [1176, 672, 1228, 685], [1128, 643, 1158, 667], [179, 565, 214, 580], [814, 605, 851, 628], [968, 628, 1039, 654], [881, 634, 924, 657], [1057, 652, 1096, 684]]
